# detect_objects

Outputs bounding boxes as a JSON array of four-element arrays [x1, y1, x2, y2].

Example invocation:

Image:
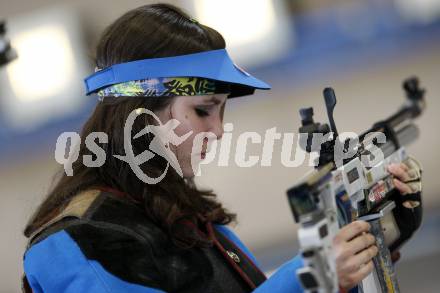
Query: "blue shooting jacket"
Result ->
[[23, 189, 304, 293]]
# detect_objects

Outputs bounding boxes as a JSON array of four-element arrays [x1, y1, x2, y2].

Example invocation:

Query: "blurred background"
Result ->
[[1, 0, 439, 292]]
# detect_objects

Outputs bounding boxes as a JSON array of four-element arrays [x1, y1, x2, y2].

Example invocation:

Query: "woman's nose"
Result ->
[[210, 117, 224, 140]]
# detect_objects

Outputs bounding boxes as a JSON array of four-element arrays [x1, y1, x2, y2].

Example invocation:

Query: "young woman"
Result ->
[[22, 4, 422, 293]]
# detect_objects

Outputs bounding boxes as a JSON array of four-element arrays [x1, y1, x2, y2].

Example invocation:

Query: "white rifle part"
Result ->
[[295, 147, 407, 293], [294, 166, 339, 293], [291, 198, 341, 292]]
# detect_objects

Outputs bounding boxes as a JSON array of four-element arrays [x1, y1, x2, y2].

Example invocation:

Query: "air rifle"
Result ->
[[287, 77, 425, 293]]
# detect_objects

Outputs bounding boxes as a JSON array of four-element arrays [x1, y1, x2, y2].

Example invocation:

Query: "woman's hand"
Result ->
[[387, 161, 422, 208], [333, 220, 378, 290], [332, 159, 422, 290], [386, 159, 423, 253]]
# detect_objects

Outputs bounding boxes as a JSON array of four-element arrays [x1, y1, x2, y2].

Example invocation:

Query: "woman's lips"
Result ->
[[202, 137, 211, 153]]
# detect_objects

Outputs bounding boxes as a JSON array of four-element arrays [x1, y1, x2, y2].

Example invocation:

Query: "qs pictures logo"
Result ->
[[55, 107, 387, 183], [55, 108, 193, 184]]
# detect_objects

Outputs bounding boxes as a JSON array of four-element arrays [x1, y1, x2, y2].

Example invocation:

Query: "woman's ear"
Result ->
[[154, 101, 175, 124]]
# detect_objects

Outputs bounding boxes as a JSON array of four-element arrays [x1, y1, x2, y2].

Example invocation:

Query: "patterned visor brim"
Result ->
[[97, 77, 230, 99]]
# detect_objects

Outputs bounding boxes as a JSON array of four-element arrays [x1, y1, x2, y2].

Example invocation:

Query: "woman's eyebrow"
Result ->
[[202, 96, 223, 105]]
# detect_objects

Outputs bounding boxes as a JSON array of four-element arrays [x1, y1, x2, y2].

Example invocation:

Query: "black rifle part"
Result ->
[[299, 77, 425, 169], [0, 20, 17, 67]]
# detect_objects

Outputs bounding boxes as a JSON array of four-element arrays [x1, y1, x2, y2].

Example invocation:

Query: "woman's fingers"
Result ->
[[346, 246, 378, 272], [334, 221, 378, 290], [400, 163, 409, 171], [394, 178, 421, 208], [347, 233, 376, 255], [338, 256, 376, 289], [347, 261, 375, 286], [335, 221, 370, 243], [387, 161, 422, 209], [393, 178, 413, 195], [388, 163, 411, 182], [335, 232, 376, 268]]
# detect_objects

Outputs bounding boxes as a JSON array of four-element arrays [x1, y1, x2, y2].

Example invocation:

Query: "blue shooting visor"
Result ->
[[84, 49, 271, 98]]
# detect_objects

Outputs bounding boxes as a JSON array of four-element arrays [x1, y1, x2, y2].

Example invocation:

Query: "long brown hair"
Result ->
[[23, 3, 235, 248]]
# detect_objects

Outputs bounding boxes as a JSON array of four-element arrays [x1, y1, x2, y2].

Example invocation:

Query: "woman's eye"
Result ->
[[195, 108, 210, 117]]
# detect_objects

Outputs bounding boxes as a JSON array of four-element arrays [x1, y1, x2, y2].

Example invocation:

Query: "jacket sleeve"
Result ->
[[253, 255, 304, 293], [23, 229, 166, 293], [216, 225, 304, 293]]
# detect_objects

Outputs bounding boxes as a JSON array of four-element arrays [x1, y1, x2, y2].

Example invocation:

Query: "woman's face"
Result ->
[[155, 94, 227, 178]]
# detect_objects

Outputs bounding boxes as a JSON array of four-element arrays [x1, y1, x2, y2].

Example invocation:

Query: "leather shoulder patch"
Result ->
[[60, 189, 102, 219], [27, 189, 102, 248]]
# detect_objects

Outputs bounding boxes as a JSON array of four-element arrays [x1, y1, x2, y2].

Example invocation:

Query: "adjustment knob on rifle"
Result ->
[[403, 77, 423, 100], [403, 76, 426, 117], [298, 107, 330, 135], [300, 107, 315, 125], [298, 107, 330, 153]]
